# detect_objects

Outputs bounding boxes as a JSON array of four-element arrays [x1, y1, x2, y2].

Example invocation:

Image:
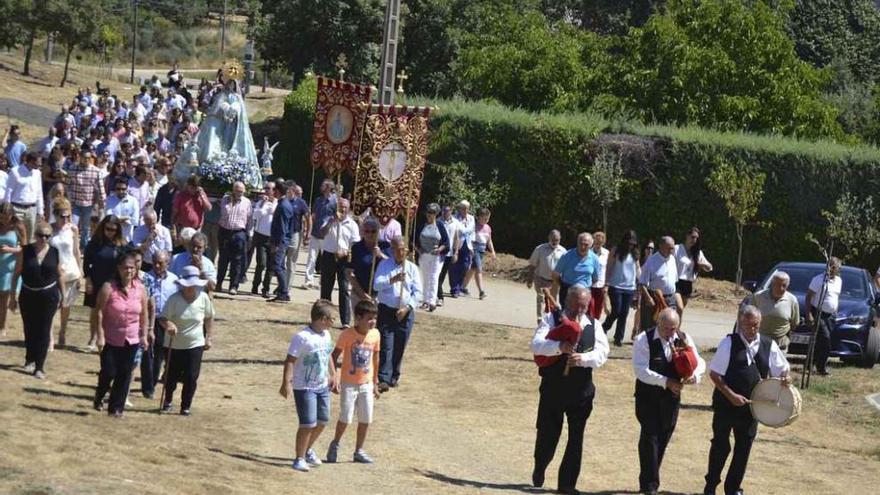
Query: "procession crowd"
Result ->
[[0, 71, 845, 495]]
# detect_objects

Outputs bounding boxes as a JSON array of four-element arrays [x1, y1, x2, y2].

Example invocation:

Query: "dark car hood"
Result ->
[[791, 293, 870, 318]]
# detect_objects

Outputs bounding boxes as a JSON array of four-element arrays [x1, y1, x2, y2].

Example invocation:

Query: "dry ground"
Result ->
[[1, 292, 879, 495]]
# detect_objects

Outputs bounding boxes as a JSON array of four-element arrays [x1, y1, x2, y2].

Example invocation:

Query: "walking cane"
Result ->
[[158, 334, 175, 410], [802, 240, 834, 390], [367, 249, 378, 298]]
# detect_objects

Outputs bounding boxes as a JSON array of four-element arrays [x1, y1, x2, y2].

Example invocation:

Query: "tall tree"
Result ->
[[45, 0, 107, 87], [1, 0, 40, 76], [610, 0, 844, 139], [254, 0, 385, 87]]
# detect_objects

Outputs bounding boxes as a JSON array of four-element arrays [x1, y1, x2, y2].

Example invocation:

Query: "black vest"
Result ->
[[634, 328, 682, 403], [712, 333, 771, 410], [539, 317, 597, 399]]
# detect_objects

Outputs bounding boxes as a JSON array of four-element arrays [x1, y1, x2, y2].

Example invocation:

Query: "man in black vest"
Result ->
[[530, 285, 610, 495], [704, 305, 790, 495], [632, 308, 705, 495]]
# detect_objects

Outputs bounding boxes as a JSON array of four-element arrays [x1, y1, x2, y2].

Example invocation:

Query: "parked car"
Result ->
[[744, 262, 880, 368]]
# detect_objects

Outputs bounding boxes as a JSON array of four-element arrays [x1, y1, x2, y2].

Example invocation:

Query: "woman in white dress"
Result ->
[[49, 198, 82, 348]]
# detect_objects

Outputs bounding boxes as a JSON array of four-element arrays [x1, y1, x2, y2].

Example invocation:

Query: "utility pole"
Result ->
[[221, 0, 228, 58], [377, 0, 402, 105], [130, 0, 138, 84]]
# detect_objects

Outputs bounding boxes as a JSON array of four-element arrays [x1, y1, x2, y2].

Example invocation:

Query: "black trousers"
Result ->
[[250, 232, 274, 294], [636, 394, 680, 492], [139, 326, 166, 397], [163, 346, 204, 411], [704, 407, 757, 495], [437, 257, 452, 299], [20, 286, 60, 372], [319, 251, 350, 325], [534, 383, 594, 491], [377, 303, 414, 385], [95, 343, 139, 414], [216, 227, 247, 290], [811, 309, 834, 372]]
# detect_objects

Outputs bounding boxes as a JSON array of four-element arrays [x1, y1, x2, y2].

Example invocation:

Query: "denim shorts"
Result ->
[[293, 387, 331, 427], [472, 243, 487, 271]]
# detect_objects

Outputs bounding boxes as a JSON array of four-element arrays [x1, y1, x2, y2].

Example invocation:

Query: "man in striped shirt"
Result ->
[[66, 151, 106, 249], [216, 181, 252, 295]]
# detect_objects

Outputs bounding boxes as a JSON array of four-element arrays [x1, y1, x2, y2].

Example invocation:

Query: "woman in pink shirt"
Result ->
[[93, 251, 149, 417]]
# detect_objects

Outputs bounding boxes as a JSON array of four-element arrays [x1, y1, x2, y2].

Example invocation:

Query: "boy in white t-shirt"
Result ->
[[280, 299, 337, 472]]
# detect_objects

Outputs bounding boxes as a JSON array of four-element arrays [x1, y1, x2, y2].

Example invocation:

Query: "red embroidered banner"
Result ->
[[353, 105, 431, 222], [310, 77, 372, 176]]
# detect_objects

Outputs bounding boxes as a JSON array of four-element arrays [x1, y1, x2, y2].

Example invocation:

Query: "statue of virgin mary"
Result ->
[[194, 66, 262, 190]]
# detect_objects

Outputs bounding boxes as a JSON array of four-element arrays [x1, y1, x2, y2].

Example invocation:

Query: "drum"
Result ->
[[750, 378, 802, 428]]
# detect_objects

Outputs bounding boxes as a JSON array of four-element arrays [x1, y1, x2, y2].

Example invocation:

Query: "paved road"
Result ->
[[281, 261, 735, 348]]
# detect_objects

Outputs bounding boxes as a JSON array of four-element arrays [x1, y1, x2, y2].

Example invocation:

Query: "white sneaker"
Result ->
[[125, 398, 134, 408], [291, 458, 310, 472], [305, 448, 322, 466]]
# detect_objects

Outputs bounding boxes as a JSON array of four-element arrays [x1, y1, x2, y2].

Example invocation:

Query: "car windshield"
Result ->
[[762, 266, 869, 299]]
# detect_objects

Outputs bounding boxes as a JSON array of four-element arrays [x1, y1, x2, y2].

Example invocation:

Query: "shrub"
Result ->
[[281, 81, 880, 280]]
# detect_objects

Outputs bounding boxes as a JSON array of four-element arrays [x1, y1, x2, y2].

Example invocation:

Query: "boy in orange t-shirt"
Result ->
[[326, 300, 381, 464]]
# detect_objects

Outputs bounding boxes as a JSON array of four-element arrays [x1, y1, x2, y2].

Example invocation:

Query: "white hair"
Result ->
[[739, 304, 762, 320], [770, 271, 790, 283]]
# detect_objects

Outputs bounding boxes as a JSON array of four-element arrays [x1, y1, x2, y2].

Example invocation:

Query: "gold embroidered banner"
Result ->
[[353, 105, 431, 221], [310, 77, 372, 176]]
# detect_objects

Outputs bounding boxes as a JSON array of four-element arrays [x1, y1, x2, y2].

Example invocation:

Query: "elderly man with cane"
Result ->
[[530, 285, 609, 495]]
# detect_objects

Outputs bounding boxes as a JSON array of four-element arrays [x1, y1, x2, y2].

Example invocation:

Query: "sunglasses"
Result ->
[[36, 233, 51, 239], [59, 214, 71, 219], [104, 225, 118, 231]]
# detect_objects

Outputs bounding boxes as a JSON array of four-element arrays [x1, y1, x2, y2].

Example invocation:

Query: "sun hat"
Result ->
[[175, 265, 208, 288]]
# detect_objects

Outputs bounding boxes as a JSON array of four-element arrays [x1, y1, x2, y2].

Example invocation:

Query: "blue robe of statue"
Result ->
[[196, 88, 262, 189]]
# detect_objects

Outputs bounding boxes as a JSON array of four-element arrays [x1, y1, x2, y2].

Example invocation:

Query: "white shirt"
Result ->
[[530, 312, 609, 369], [632, 329, 706, 388], [674, 244, 710, 281], [128, 177, 153, 211], [251, 198, 276, 237], [373, 258, 423, 309], [439, 216, 461, 258], [105, 194, 141, 241], [456, 213, 475, 250], [4, 164, 44, 215], [131, 223, 173, 264], [591, 247, 610, 288], [638, 252, 678, 295], [709, 332, 790, 377], [808, 273, 842, 314], [322, 216, 361, 254], [529, 242, 567, 281], [0, 170, 7, 200]]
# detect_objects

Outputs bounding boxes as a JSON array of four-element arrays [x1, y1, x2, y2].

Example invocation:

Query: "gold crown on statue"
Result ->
[[221, 60, 244, 81]]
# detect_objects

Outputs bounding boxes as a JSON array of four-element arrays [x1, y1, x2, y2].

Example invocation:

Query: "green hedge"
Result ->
[[277, 78, 880, 280]]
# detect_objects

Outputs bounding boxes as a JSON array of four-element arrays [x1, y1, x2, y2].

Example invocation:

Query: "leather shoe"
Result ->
[[531, 468, 544, 488]]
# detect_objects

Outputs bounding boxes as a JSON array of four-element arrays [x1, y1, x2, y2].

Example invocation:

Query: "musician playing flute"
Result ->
[[530, 286, 609, 495], [373, 235, 422, 393], [637, 236, 682, 331], [320, 198, 360, 327], [703, 305, 790, 495], [632, 308, 705, 495]]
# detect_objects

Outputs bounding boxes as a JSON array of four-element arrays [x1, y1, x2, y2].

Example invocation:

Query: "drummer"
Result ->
[[703, 305, 790, 495]]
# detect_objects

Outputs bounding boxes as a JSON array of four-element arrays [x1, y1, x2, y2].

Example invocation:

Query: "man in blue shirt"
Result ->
[[141, 251, 178, 399], [372, 236, 422, 392], [552, 232, 600, 304], [303, 179, 337, 288], [3, 125, 27, 168], [269, 179, 294, 302], [281, 182, 310, 292]]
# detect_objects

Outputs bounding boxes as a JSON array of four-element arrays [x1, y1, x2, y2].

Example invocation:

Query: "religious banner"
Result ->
[[310, 76, 372, 176], [353, 105, 431, 221]]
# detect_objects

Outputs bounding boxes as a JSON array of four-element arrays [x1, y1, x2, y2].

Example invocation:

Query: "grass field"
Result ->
[[1, 291, 879, 495]]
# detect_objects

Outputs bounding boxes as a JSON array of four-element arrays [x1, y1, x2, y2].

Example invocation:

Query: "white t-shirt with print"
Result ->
[[287, 327, 333, 391]]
